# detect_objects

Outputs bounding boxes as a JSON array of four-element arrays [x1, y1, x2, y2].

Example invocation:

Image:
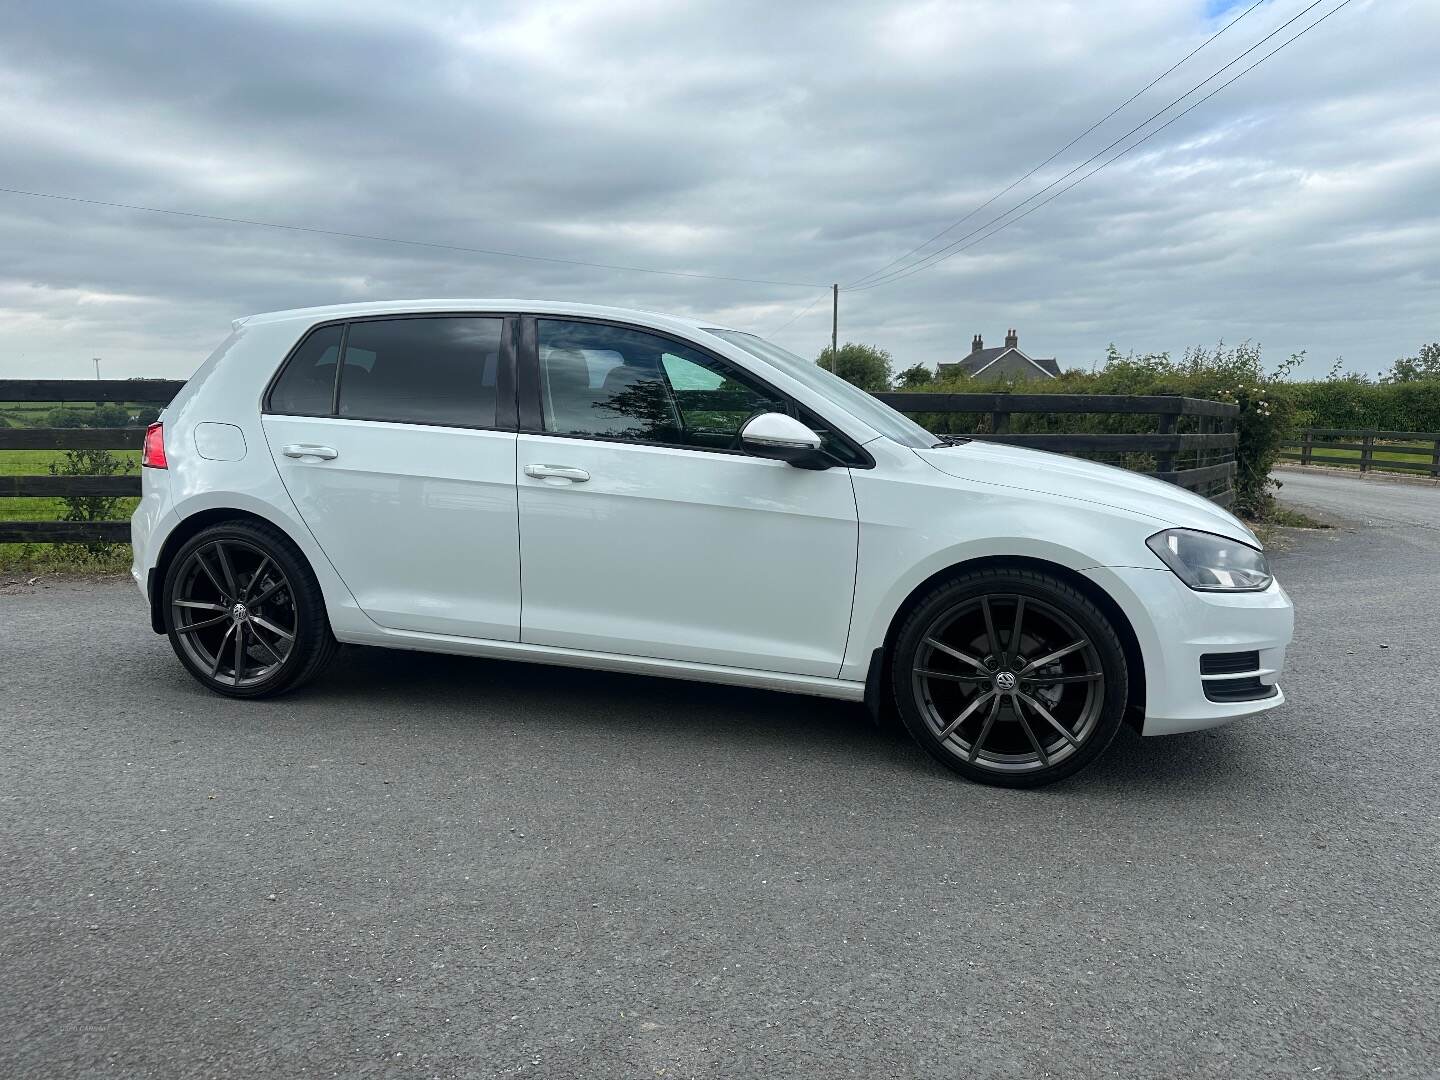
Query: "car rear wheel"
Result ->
[[162, 520, 338, 698], [891, 568, 1129, 787]]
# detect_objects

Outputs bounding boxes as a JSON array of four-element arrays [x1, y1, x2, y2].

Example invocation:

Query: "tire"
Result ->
[[890, 568, 1128, 788], [162, 519, 339, 699]]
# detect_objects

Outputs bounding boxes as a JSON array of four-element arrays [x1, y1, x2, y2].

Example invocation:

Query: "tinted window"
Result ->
[[338, 317, 503, 428], [269, 324, 342, 416], [659, 351, 783, 442], [537, 320, 785, 450]]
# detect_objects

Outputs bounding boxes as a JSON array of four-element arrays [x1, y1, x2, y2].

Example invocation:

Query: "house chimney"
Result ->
[[1005, 328, 1018, 349], [971, 334, 983, 354]]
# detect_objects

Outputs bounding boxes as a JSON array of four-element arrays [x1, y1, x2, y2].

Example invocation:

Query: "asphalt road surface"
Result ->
[[3, 471, 1437, 1078], [1275, 466, 1440, 528]]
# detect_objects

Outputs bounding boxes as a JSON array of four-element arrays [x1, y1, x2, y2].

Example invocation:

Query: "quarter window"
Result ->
[[536, 320, 785, 451], [268, 324, 343, 416]]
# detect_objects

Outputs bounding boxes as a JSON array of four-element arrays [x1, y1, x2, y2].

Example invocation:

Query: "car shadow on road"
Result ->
[[271, 643, 1255, 797]]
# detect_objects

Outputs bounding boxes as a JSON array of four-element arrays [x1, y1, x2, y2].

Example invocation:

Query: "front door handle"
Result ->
[[282, 443, 339, 461], [524, 464, 590, 482]]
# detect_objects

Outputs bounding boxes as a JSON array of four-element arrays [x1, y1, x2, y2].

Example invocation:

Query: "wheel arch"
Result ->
[[149, 507, 311, 634], [878, 555, 1147, 728]]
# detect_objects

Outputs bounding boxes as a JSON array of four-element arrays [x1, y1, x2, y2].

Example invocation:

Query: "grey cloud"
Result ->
[[0, 0, 1434, 379]]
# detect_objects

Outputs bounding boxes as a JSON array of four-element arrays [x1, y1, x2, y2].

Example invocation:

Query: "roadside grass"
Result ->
[[1254, 504, 1328, 540], [0, 544, 133, 577], [1246, 501, 1331, 548], [1264, 505, 1330, 528]]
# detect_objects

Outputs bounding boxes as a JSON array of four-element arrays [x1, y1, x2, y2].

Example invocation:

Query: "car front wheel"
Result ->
[[162, 520, 338, 698], [891, 568, 1129, 787]]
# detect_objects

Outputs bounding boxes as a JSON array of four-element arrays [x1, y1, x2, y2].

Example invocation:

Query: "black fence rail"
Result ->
[[1280, 427, 1440, 477], [1, 382, 1240, 545], [877, 392, 1239, 507]]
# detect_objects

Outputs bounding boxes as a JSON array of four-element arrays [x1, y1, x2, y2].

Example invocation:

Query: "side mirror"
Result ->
[[740, 412, 830, 469]]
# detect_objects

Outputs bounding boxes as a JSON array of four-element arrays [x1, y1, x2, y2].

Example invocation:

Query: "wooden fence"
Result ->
[[878, 392, 1239, 506], [0, 379, 184, 543], [1, 381, 1239, 545], [1280, 428, 1440, 477]]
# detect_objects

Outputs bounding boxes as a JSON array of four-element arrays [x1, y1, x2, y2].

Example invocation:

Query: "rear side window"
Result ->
[[267, 316, 504, 428], [338, 317, 502, 428], [268, 324, 343, 416]]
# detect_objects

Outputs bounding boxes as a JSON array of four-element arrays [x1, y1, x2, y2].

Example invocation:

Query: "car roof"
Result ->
[[234, 299, 739, 335]]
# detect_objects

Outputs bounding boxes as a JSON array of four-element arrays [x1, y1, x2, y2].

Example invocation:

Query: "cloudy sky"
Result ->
[[0, 0, 1434, 380]]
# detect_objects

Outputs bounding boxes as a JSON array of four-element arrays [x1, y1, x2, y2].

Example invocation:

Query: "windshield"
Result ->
[[704, 329, 940, 449]]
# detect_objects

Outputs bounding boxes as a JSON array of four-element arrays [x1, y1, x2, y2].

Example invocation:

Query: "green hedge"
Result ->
[[1281, 379, 1440, 433]]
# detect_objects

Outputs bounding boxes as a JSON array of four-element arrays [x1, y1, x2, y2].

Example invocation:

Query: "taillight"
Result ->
[[141, 422, 168, 469]]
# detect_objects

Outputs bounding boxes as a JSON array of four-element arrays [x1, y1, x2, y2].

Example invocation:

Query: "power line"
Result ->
[[844, 0, 1269, 289], [851, 0, 1358, 292], [849, 0, 1334, 291], [850, 0, 1331, 290], [0, 185, 830, 290], [764, 290, 830, 336]]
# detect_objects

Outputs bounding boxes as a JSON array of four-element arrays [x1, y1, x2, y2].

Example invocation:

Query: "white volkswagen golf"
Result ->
[[131, 300, 1292, 787]]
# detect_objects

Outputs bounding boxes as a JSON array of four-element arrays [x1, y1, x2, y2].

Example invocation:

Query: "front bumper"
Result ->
[[1081, 565, 1294, 737]]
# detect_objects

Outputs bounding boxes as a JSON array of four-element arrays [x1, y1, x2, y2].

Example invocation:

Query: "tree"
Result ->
[[895, 364, 934, 389], [48, 447, 135, 556], [816, 342, 893, 392], [1383, 342, 1440, 383], [1324, 356, 1370, 385]]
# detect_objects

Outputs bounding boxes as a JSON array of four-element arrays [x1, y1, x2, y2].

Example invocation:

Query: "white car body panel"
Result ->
[[262, 415, 521, 639], [913, 440, 1261, 543], [132, 298, 1294, 737], [515, 433, 858, 676], [1080, 564, 1290, 735]]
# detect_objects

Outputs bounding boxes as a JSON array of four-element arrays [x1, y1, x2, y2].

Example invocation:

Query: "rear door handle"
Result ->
[[282, 443, 339, 461], [524, 464, 590, 482]]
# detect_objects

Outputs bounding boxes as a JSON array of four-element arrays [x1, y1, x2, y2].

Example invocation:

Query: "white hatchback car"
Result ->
[[132, 300, 1292, 786]]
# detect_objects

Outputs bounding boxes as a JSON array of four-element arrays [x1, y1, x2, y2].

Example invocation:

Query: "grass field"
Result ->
[[1, 450, 72, 523], [0, 448, 139, 572], [0, 402, 154, 573], [0, 449, 142, 521], [1289, 443, 1438, 475]]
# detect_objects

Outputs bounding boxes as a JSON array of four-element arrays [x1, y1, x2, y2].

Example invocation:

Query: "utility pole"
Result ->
[[830, 284, 839, 373]]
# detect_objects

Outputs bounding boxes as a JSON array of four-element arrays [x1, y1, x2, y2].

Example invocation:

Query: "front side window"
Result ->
[[705, 328, 939, 450], [339, 317, 503, 428], [536, 320, 786, 451]]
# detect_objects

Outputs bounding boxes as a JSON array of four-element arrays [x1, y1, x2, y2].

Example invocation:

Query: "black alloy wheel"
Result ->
[[891, 569, 1129, 787], [163, 520, 337, 698]]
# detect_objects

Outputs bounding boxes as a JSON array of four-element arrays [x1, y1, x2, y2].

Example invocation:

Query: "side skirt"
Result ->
[[334, 626, 867, 702]]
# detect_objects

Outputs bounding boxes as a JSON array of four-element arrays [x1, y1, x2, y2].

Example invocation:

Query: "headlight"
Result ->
[[1146, 528, 1272, 591]]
